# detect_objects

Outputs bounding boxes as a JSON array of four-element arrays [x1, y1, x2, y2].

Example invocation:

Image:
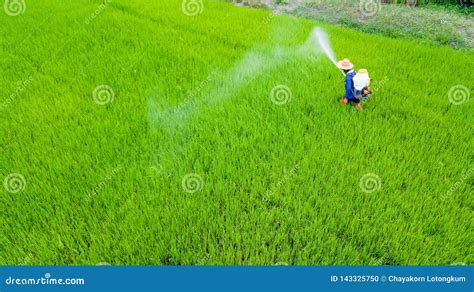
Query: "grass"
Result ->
[[257, 0, 474, 49], [0, 0, 472, 265]]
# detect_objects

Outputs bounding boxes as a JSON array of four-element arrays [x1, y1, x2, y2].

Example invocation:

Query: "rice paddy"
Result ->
[[0, 0, 472, 265]]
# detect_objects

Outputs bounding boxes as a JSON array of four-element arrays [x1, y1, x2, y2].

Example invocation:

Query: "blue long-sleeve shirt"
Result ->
[[344, 70, 357, 100]]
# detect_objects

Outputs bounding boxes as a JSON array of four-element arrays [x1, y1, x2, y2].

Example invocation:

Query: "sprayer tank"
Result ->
[[353, 69, 370, 91]]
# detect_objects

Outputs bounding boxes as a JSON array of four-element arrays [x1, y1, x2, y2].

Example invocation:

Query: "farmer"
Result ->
[[338, 58, 363, 111]]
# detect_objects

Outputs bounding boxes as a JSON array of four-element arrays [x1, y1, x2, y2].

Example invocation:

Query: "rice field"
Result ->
[[0, 0, 472, 265]]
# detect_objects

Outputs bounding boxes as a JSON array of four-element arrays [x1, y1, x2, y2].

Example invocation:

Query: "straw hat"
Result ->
[[337, 58, 354, 70]]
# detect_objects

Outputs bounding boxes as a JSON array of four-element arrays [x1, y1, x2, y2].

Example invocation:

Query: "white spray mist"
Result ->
[[312, 27, 345, 75]]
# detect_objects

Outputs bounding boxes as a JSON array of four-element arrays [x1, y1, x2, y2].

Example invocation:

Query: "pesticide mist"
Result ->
[[148, 26, 330, 132], [146, 24, 330, 170], [312, 27, 338, 67]]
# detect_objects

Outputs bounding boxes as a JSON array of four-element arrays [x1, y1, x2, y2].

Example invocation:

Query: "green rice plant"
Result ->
[[0, 0, 472, 265]]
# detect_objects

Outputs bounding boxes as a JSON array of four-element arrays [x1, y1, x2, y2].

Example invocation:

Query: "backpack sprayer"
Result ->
[[353, 69, 372, 99]]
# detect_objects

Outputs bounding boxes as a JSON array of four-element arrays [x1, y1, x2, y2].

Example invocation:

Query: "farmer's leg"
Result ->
[[352, 98, 363, 110]]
